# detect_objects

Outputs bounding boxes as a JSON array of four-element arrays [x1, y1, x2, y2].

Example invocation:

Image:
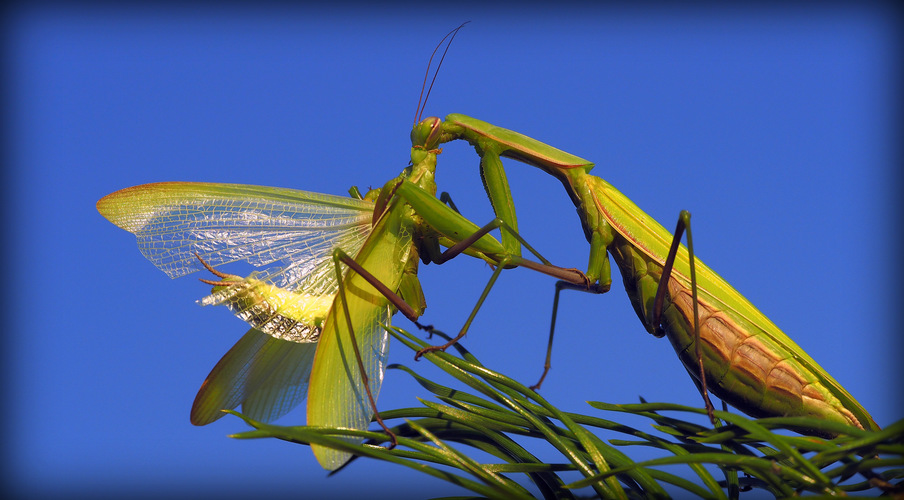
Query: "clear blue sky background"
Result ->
[[6, 3, 900, 498]]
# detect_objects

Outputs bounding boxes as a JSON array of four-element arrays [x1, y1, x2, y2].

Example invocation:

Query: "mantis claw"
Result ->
[[383, 428, 398, 450], [414, 321, 434, 333]]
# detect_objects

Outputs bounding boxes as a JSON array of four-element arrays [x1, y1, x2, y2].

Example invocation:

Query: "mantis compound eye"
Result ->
[[411, 116, 442, 150]]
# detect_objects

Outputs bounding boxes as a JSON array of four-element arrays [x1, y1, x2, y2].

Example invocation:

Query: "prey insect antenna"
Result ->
[[194, 252, 231, 279]]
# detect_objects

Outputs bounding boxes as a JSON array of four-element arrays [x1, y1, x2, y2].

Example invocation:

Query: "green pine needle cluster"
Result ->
[[229, 327, 903, 499]]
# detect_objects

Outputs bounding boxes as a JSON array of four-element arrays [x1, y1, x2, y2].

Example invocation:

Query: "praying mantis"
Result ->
[[96, 25, 879, 481], [412, 113, 879, 435]]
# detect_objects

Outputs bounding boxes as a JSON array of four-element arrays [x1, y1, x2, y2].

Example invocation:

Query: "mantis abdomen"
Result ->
[[585, 168, 880, 433], [610, 233, 872, 433]]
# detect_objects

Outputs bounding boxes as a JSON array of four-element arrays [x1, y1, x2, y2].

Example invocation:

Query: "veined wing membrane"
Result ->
[[190, 328, 318, 425], [97, 182, 375, 339]]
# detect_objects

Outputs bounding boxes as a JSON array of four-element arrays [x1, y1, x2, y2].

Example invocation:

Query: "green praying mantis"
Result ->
[[412, 113, 879, 435], [98, 26, 878, 475]]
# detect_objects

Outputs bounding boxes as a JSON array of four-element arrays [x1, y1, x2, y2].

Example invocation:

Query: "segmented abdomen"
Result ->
[[202, 279, 333, 343], [610, 238, 865, 433]]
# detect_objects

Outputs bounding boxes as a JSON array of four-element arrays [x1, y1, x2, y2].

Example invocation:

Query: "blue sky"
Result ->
[[6, 4, 899, 498]]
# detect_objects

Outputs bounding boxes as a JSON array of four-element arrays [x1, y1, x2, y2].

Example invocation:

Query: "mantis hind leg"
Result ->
[[650, 210, 715, 423], [329, 248, 431, 449], [335, 248, 429, 330]]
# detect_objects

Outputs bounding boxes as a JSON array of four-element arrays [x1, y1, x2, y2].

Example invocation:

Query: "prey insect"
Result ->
[[97, 148, 585, 470], [95, 24, 591, 471]]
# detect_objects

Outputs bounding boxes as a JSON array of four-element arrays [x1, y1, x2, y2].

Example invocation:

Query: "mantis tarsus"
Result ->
[[421, 113, 879, 435]]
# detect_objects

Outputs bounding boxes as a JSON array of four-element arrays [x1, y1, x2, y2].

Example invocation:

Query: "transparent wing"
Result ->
[[98, 182, 375, 337], [190, 328, 317, 425], [98, 181, 373, 288]]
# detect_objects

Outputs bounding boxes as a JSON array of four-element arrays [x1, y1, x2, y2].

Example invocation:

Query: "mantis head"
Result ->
[[411, 117, 443, 151]]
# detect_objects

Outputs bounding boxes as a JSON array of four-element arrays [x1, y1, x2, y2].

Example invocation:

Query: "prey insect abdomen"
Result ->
[[203, 280, 331, 343]]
